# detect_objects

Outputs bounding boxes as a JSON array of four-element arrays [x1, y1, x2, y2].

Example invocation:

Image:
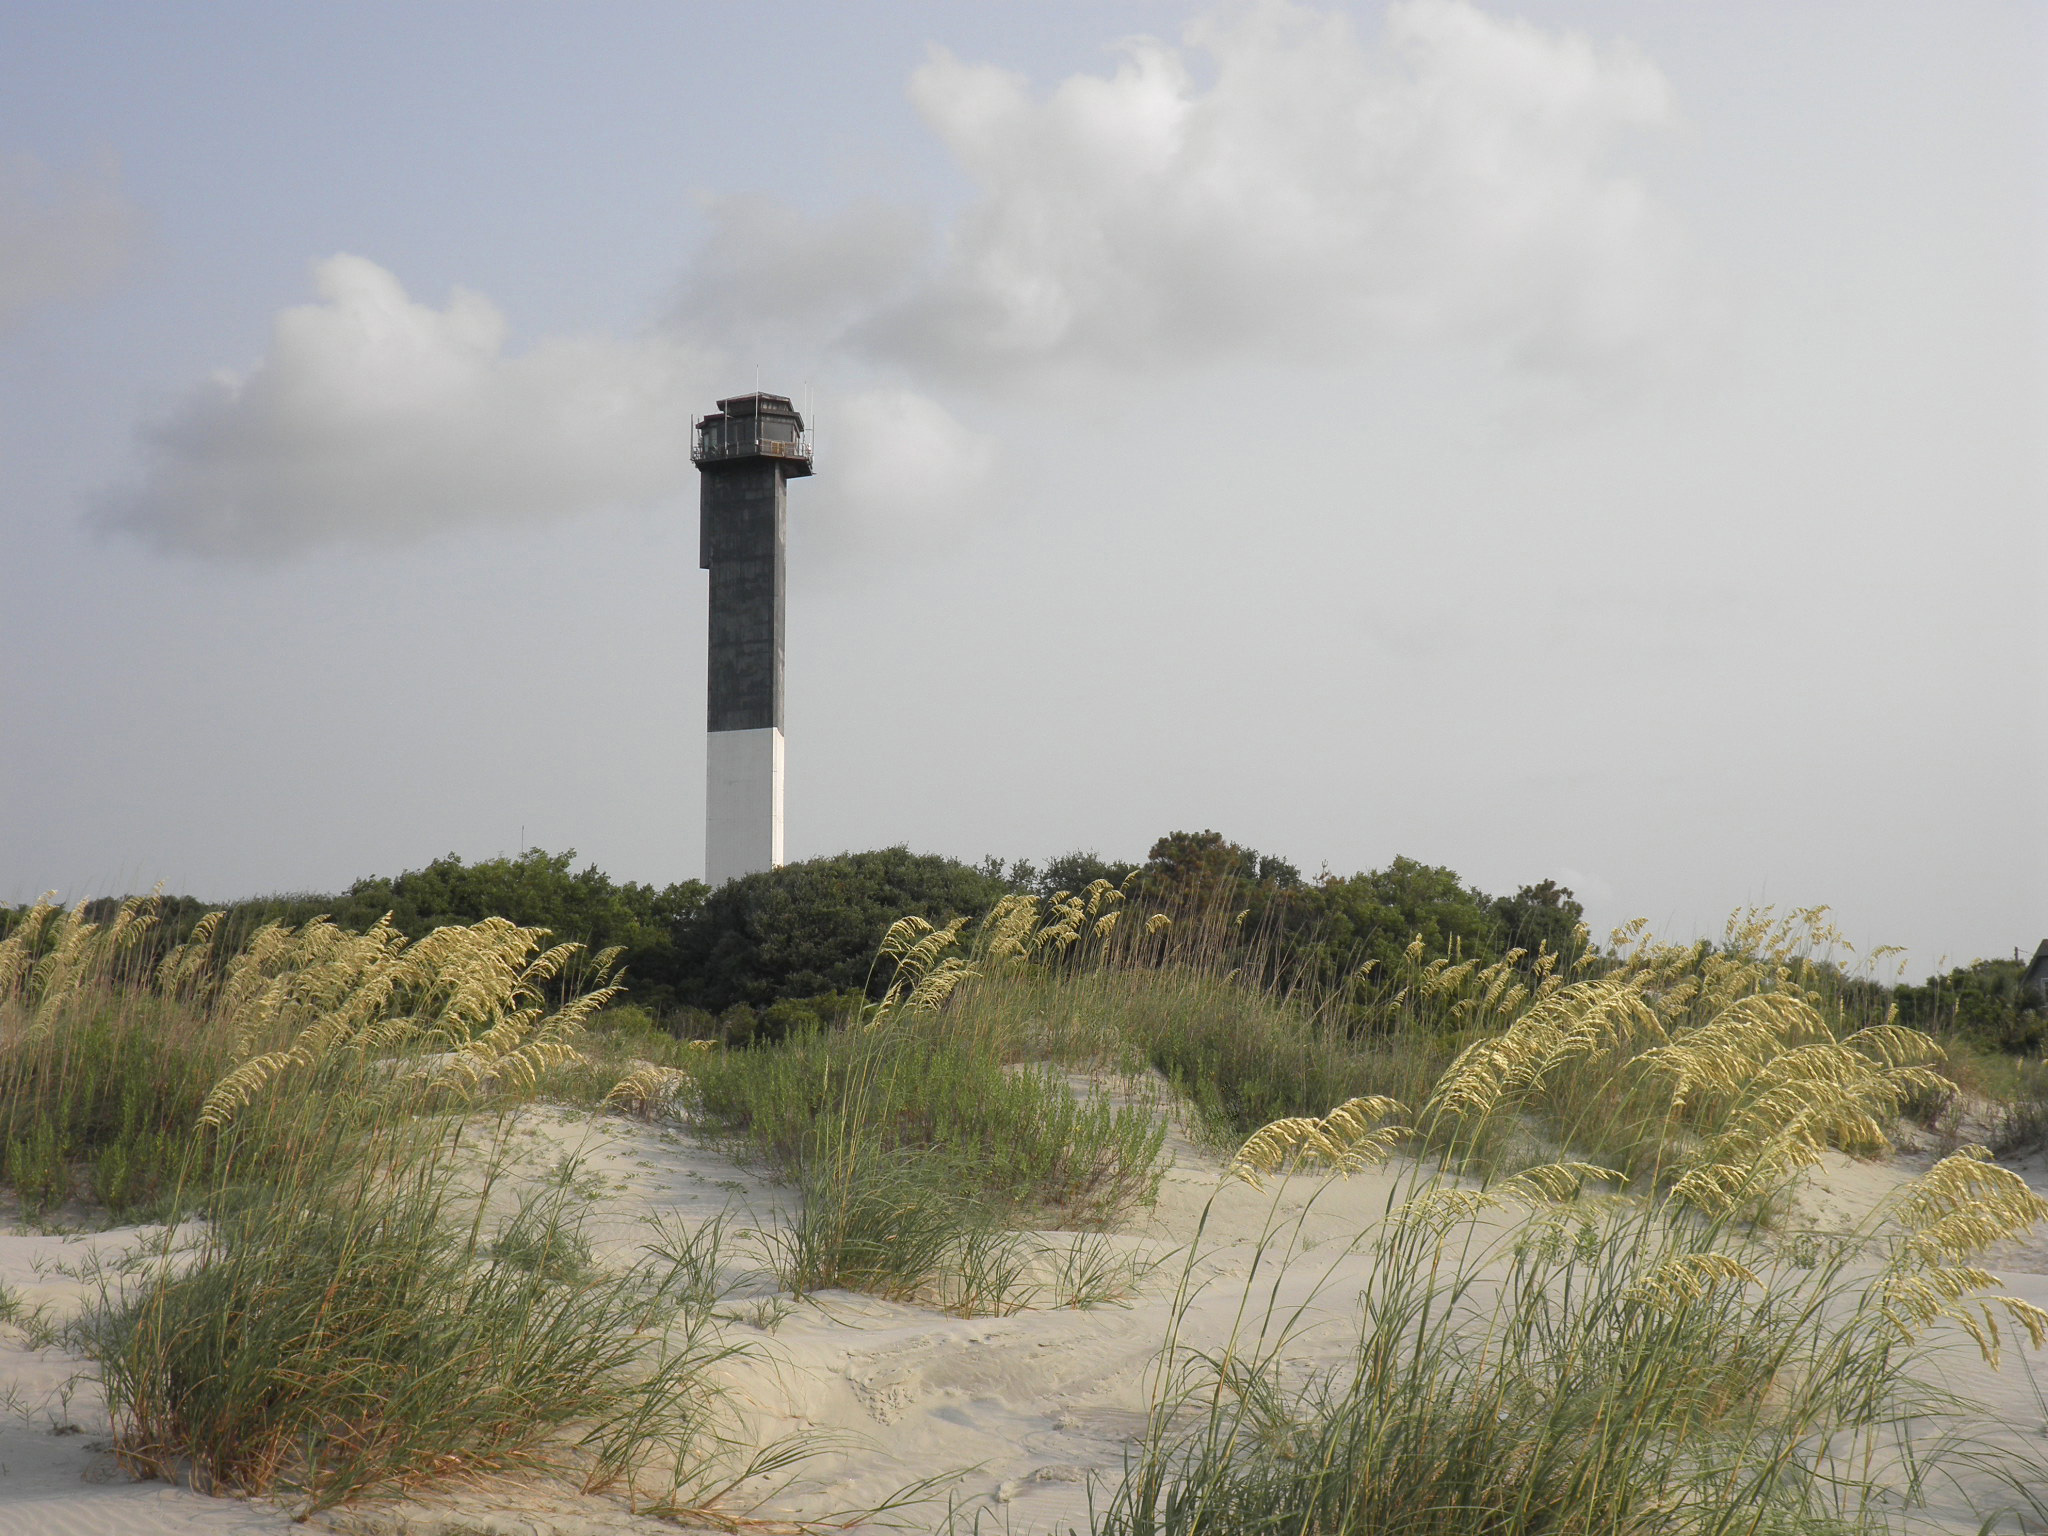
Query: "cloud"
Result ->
[[676, 195, 929, 356], [102, 254, 984, 559], [103, 0, 1683, 559], [816, 387, 997, 536], [703, 0, 1678, 382], [0, 153, 142, 333], [100, 255, 715, 557]]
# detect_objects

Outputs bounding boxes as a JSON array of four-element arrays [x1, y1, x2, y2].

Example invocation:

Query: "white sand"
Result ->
[[0, 1225, 299, 1535], [5, 1100, 2048, 1535]]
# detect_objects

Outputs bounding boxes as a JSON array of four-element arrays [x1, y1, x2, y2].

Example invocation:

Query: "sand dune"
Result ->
[[5, 1101, 2047, 1535]]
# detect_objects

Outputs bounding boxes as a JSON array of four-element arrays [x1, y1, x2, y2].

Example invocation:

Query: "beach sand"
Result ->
[[5, 1095, 2047, 1536]]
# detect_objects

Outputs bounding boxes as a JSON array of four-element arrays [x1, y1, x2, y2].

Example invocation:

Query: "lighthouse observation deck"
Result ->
[[691, 392, 813, 476]]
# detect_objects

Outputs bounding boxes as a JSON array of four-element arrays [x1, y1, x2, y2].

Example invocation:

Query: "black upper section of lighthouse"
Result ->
[[694, 394, 810, 734]]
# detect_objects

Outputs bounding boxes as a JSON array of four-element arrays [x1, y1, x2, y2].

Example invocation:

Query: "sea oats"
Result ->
[[197, 916, 621, 1126], [1623, 1251, 1763, 1311], [1227, 1095, 1410, 1189]]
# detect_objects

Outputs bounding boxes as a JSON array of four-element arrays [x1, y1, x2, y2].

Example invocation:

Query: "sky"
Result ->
[[0, 0, 2040, 978]]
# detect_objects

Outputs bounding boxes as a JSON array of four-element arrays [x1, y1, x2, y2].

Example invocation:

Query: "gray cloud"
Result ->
[[100, 255, 717, 558], [0, 152, 142, 333], [674, 194, 930, 355], [816, 385, 998, 538]]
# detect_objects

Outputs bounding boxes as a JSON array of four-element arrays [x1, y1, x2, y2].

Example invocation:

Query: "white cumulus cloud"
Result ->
[[104, 0, 1686, 560], [0, 153, 142, 333], [101, 255, 715, 557], [885, 0, 1676, 376], [695, 0, 1679, 382]]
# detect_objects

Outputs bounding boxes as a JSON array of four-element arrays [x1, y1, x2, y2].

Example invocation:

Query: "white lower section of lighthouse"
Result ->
[[705, 726, 784, 886]]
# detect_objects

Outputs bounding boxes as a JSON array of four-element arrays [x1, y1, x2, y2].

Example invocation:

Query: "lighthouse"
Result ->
[[691, 392, 811, 885]]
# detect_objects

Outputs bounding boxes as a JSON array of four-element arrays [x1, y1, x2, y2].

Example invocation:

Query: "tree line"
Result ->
[[7, 832, 2036, 1050]]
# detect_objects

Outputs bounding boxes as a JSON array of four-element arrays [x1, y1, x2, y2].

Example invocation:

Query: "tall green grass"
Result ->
[[88, 1112, 744, 1515], [692, 1022, 1164, 1222], [0, 900, 232, 1218], [691, 1019, 1165, 1304], [0, 990, 227, 1217], [939, 960, 1456, 1142], [1, 896, 763, 1518]]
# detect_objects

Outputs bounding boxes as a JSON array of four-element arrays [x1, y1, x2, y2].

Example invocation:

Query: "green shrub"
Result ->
[[669, 848, 1012, 1010], [318, 849, 706, 1007], [711, 991, 864, 1047], [1897, 956, 2046, 1055], [34, 850, 710, 1012]]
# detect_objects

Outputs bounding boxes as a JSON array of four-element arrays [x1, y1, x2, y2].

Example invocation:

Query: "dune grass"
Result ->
[[821, 891, 2048, 1530], [689, 1019, 1165, 1304], [0, 896, 768, 1518], [691, 1022, 1165, 1222], [8, 883, 2048, 1530], [87, 1117, 743, 1514], [939, 958, 1458, 1144], [0, 902, 232, 1218], [0, 989, 227, 1218], [1096, 910, 2048, 1536], [1103, 1150, 2048, 1536]]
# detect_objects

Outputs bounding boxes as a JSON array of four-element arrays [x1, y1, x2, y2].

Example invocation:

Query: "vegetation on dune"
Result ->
[[0, 829, 1597, 1029], [4, 864, 2048, 1530], [669, 846, 1016, 1011], [0, 849, 705, 1010], [692, 1027, 1164, 1230], [689, 888, 1171, 1304], [1114, 829, 1592, 998], [0, 899, 231, 1217], [1110, 1143, 2048, 1536], [0, 897, 761, 1517], [9, 830, 2041, 1081], [1896, 953, 2047, 1056], [91, 1130, 747, 1515], [1121, 914, 2048, 1536]]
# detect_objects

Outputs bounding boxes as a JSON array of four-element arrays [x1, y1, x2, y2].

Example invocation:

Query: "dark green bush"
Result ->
[[9, 835, 1603, 1038], [669, 848, 1011, 1011], [711, 992, 864, 1047], [1896, 956, 2045, 1055], [56, 850, 710, 1012]]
